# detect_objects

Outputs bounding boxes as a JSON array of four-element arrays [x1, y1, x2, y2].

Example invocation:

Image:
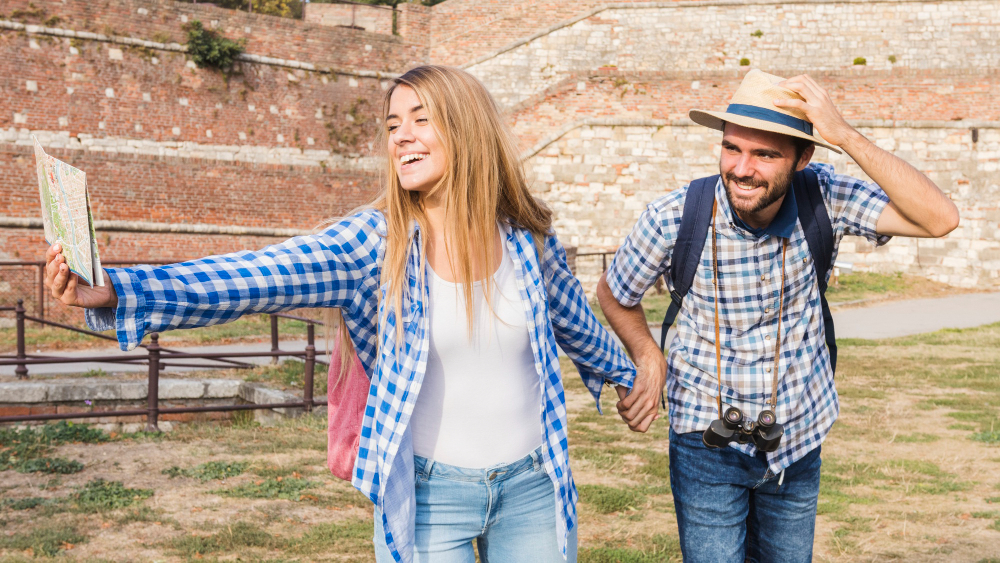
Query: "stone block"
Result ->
[[47, 380, 121, 402], [204, 379, 241, 399], [158, 379, 207, 400], [0, 382, 49, 403], [119, 381, 148, 401]]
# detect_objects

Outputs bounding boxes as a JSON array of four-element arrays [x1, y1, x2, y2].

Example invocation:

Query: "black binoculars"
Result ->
[[702, 406, 784, 452]]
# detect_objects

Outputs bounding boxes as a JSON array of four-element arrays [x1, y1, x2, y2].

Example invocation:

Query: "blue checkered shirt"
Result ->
[[86, 209, 635, 563], [606, 163, 890, 475]]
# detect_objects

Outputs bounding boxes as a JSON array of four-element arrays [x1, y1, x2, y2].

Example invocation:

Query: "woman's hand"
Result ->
[[44, 244, 118, 309]]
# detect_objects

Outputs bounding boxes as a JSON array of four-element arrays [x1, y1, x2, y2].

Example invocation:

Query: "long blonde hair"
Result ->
[[330, 65, 551, 372]]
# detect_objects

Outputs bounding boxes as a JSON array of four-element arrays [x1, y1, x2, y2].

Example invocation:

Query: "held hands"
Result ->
[[614, 350, 668, 433], [774, 75, 856, 148], [44, 244, 117, 309]]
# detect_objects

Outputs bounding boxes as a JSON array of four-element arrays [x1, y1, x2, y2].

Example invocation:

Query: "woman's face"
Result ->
[[386, 85, 446, 195]]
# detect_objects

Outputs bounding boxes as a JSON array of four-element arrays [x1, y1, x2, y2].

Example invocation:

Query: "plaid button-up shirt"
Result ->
[[606, 163, 890, 475], [86, 209, 635, 563]]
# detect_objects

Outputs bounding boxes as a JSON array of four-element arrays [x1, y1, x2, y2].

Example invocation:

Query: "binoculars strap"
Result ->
[[711, 203, 790, 416]]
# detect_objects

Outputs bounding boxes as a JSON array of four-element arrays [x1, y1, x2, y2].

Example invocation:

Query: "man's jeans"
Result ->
[[374, 446, 577, 563], [669, 429, 822, 563]]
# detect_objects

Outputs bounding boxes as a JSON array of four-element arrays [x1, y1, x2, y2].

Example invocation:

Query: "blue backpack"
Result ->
[[658, 168, 839, 372]]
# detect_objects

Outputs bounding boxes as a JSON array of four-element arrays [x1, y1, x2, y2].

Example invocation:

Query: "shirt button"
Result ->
[[764, 308, 770, 314], [766, 367, 772, 373], [765, 335, 771, 341], [761, 275, 766, 281]]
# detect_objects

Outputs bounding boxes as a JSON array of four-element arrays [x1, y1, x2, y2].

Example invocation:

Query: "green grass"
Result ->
[[578, 484, 644, 514], [1, 497, 52, 510], [163, 460, 248, 481], [162, 519, 374, 559], [288, 520, 374, 555], [214, 477, 314, 501], [579, 534, 682, 562], [16, 457, 84, 474], [0, 524, 87, 557], [164, 521, 279, 557], [70, 479, 154, 511], [166, 411, 328, 455], [0, 421, 108, 472]]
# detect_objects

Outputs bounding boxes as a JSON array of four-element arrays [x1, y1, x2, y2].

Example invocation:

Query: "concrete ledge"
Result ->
[[0, 377, 315, 422]]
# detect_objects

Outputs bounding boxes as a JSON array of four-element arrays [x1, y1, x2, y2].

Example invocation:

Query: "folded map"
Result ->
[[33, 137, 104, 287]]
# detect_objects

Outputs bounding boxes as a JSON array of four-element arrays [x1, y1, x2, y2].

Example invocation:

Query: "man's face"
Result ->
[[719, 123, 810, 221]]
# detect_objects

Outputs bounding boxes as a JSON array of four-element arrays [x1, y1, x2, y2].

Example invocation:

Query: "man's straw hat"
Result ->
[[689, 69, 842, 154]]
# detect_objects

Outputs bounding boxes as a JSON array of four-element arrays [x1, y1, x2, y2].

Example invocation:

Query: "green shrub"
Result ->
[[184, 20, 246, 71], [739, 58, 751, 66], [853, 57, 867, 65], [751, 29, 763, 37]]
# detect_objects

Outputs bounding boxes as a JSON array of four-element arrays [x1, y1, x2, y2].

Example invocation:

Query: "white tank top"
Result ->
[[409, 236, 543, 468]]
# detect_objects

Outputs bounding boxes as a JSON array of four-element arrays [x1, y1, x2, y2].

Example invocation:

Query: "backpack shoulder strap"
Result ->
[[660, 175, 718, 351], [792, 167, 839, 372]]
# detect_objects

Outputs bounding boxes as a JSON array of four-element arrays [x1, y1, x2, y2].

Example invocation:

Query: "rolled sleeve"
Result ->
[[606, 191, 685, 307], [542, 234, 635, 404], [811, 163, 892, 247], [84, 268, 148, 351]]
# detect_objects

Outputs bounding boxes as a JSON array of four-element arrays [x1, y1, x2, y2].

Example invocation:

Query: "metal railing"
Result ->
[[0, 260, 175, 320], [0, 300, 328, 431]]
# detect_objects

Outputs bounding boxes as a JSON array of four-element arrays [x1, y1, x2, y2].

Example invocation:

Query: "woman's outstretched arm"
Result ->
[[44, 210, 385, 351]]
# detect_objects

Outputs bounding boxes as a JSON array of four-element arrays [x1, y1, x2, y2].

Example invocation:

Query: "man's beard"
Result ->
[[722, 165, 794, 218]]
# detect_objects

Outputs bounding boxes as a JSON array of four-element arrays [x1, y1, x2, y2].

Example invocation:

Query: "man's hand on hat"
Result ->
[[774, 75, 855, 148]]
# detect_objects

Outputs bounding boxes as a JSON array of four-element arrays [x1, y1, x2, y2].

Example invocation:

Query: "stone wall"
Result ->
[[464, 0, 1000, 108], [304, 3, 394, 35]]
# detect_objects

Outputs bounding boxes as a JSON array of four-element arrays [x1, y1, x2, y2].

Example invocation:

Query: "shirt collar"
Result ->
[[728, 183, 798, 239]]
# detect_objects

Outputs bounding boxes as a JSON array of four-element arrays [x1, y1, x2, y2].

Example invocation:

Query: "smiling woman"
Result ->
[[43, 65, 636, 563]]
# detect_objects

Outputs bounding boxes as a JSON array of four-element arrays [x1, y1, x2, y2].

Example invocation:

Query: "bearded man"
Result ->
[[597, 70, 959, 562]]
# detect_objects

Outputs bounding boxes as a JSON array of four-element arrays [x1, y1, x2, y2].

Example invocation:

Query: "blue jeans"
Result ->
[[374, 447, 577, 563], [669, 429, 822, 563]]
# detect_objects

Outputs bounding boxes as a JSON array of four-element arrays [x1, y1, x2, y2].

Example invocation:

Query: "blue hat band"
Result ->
[[725, 104, 814, 136]]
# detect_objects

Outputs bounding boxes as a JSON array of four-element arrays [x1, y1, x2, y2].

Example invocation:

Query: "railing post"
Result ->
[[602, 253, 608, 272], [36, 264, 45, 320], [270, 314, 279, 365], [145, 333, 161, 432], [303, 323, 315, 414], [15, 299, 28, 380]]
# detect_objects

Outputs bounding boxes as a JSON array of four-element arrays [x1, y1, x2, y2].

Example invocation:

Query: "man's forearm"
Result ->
[[841, 128, 959, 237], [596, 274, 660, 362]]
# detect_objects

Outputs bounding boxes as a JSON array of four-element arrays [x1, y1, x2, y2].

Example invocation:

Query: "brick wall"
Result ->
[[1, 33, 386, 154], [0, 145, 376, 232], [2, 0, 424, 72]]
